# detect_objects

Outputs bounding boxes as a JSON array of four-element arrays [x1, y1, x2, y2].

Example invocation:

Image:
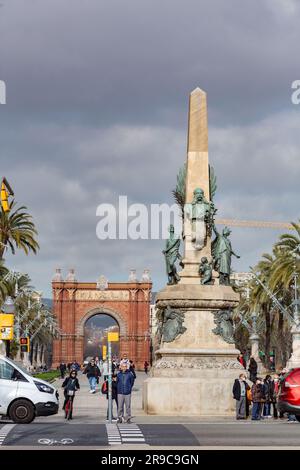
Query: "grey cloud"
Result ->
[[3, 104, 300, 296], [1, 0, 300, 124], [1, 0, 300, 296]]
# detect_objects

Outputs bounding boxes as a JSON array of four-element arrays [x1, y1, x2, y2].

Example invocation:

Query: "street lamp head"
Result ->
[[2, 296, 15, 314]]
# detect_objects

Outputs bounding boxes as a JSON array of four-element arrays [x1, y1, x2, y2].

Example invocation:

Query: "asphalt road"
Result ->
[[1, 420, 300, 448]]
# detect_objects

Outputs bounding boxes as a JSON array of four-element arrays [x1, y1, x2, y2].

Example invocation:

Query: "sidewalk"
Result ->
[[38, 371, 148, 424], [37, 371, 240, 424]]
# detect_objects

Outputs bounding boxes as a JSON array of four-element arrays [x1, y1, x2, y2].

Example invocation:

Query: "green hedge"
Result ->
[[33, 370, 60, 383]]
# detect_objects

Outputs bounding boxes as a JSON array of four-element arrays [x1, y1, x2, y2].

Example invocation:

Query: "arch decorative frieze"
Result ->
[[76, 306, 127, 337]]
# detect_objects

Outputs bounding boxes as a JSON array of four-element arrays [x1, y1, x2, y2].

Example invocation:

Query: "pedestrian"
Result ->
[[112, 359, 118, 374], [67, 362, 71, 372], [62, 369, 80, 419], [271, 374, 279, 419], [248, 356, 258, 383], [251, 378, 265, 421], [120, 354, 130, 369], [83, 358, 101, 393], [102, 374, 118, 420], [117, 362, 135, 424], [102, 360, 108, 380], [59, 361, 67, 379], [263, 375, 273, 418], [278, 368, 288, 419], [232, 373, 250, 420], [129, 360, 136, 383], [144, 360, 149, 374], [237, 353, 246, 369]]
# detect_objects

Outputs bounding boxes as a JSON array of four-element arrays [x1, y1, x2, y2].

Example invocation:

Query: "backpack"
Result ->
[[101, 381, 108, 394]]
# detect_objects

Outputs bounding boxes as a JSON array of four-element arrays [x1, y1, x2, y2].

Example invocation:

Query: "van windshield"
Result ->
[[7, 360, 32, 377]]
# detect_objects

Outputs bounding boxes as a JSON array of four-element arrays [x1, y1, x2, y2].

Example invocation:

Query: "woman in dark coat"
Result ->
[[248, 356, 258, 383], [62, 370, 80, 419]]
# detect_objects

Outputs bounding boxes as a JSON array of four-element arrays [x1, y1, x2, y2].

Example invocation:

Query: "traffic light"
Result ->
[[20, 337, 30, 353]]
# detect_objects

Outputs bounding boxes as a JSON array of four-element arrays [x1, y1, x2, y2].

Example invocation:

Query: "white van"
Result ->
[[0, 355, 59, 424]]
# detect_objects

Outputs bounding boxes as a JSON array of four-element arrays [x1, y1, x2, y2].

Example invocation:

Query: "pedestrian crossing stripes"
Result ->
[[0, 424, 15, 446], [118, 424, 145, 443], [105, 423, 145, 445], [105, 424, 121, 445]]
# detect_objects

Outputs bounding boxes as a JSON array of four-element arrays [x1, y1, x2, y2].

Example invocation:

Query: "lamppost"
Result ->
[[249, 311, 264, 372], [237, 307, 265, 373]]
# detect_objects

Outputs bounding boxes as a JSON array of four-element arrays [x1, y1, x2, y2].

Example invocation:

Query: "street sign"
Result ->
[[102, 345, 107, 360], [0, 326, 13, 340], [107, 332, 119, 342], [0, 314, 14, 327], [20, 337, 30, 353]]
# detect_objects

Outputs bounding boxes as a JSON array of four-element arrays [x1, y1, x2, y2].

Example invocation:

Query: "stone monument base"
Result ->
[[143, 370, 241, 416], [143, 283, 243, 416]]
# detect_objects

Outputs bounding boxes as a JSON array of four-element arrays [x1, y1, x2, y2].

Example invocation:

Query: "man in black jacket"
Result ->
[[233, 373, 250, 420], [84, 359, 101, 393]]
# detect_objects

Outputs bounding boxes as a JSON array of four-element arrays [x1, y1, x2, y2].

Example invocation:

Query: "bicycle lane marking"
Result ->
[[0, 424, 16, 445], [38, 438, 74, 446]]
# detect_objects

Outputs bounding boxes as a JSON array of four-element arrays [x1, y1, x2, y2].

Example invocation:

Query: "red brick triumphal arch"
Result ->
[[52, 272, 152, 370]]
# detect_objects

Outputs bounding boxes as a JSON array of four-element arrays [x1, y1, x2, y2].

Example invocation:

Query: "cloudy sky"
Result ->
[[0, 0, 300, 296]]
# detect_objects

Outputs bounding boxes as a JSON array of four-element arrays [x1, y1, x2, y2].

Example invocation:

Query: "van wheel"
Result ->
[[9, 400, 35, 424], [295, 415, 300, 423]]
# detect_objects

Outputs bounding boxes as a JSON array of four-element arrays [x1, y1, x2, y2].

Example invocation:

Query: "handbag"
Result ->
[[246, 389, 252, 402], [101, 381, 108, 394]]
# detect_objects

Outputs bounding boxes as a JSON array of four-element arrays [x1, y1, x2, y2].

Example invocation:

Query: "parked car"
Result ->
[[278, 368, 300, 421], [0, 355, 59, 424]]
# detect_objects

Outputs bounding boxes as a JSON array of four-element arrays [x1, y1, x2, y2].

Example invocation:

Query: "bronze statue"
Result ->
[[212, 225, 240, 285], [157, 306, 186, 343], [162, 225, 182, 285], [212, 309, 235, 344], [185, 187, 215, 250], [199, 256, 213, 284]]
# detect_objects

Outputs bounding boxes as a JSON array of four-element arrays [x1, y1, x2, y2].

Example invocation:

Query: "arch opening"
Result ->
[[83, 313, 120, 361]]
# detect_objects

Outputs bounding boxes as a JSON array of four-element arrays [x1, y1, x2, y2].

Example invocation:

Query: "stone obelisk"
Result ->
[[180, 88, 211, 282], [143, 88, 243, 417]]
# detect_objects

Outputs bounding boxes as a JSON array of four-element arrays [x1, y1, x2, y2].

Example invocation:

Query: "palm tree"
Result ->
[[251, 252, 278, 368], [0, 201, 39, 259], [0, 260, 9, 304], [172, 163, 186, 220], [271, 220, 300, 289]]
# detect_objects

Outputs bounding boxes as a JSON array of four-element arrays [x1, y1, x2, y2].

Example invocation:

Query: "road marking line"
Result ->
[[106, 423, 146, 445], [122, 437, 145, 442], [0, 424, 15, 445], [118, 424, 146, 444], [106, 424, 122, 445]]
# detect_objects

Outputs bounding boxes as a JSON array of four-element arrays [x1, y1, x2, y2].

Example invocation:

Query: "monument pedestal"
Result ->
[[287, 328, 300, 369], [143, 284, 243, 416]]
